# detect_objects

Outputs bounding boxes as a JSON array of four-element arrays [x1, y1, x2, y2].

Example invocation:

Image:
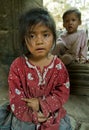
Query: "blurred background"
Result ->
[[43, 0, 89, 38]]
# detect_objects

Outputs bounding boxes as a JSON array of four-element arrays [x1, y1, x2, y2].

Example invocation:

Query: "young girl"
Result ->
[[8, 8, 72, 130], [52, 8, 88, 65]]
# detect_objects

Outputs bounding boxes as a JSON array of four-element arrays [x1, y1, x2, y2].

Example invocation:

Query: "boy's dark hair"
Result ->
[[19, 7, 56, 55], [62, 8, 81, 22]]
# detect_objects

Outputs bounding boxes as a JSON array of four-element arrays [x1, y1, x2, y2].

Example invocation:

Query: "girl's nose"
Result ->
[[36, 35, 43, 44]]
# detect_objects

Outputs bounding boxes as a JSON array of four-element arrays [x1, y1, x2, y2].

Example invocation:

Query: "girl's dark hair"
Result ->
[[62, 8, 81, 22], [19, 7, 56, 55]]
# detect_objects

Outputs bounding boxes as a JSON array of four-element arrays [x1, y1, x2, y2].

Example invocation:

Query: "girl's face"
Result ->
[[25, 23, 54, 59], [63, 12, 81, 34]]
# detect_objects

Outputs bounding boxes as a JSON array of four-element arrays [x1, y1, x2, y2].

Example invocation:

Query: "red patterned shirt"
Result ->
[[8, 55, 70, 130]]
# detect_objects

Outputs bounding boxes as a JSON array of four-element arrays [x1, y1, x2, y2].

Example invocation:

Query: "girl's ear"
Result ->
[[25, 36, 28, 46], [24, 36, 30, 51]]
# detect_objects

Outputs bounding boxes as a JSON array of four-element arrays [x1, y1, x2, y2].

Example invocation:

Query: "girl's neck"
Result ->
[[27, 54, 54, 71]]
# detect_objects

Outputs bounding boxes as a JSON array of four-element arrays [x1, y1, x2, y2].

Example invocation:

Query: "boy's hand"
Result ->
[[22, 98, 39, 111]]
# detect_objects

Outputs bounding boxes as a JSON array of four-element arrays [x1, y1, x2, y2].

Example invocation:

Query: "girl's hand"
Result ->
[[22, 98, 39, 111], [37, 111, 48, 122]]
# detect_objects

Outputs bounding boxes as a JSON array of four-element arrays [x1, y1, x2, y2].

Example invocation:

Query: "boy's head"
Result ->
[[19, 7, 56, 53], [62, 8, 81, 34], [63, 8, 81, 22]]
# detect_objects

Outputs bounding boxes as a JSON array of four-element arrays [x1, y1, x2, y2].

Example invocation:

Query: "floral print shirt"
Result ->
[[8, 55, 70, 130]]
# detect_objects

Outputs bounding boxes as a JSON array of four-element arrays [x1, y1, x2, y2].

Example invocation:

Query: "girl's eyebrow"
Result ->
[[29, 30, 51, 34], [42, 30, 51, 33]]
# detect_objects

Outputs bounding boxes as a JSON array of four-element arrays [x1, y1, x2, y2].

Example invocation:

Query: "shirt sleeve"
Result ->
[[39, 61, 70, 117], [80, 31, 88, 59], [8, 58, 33, 122]]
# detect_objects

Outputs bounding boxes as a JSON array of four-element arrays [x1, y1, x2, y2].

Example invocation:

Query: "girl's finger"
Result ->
[[21, 98, 31, 103]]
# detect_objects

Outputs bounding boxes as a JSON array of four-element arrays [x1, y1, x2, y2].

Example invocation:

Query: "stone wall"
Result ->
[[0, 0, 43, 88]]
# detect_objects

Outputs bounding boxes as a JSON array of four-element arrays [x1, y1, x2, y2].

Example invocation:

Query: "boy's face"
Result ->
[[25, 23, 54, 59], [63, 12, 81, 34]]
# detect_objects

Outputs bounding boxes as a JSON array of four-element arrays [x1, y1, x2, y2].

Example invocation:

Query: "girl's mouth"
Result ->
[[36, 48, 45, 52], [36, 48, 45, 50]]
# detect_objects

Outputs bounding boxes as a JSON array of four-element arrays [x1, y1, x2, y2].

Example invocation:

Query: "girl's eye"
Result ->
[[29, 34, 35, 39], [43, 33, 50, 38]]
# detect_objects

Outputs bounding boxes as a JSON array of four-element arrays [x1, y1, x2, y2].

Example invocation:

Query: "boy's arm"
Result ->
[[80, 31, 88, 62]]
